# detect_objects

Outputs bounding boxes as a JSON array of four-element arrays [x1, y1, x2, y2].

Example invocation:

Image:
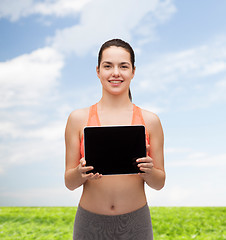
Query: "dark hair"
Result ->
[[98, 39, 135, 101]]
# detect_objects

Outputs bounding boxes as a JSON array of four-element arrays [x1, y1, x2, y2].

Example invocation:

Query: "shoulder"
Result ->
[[140, 108, 161, 125], [68, 107, 89, 123], [66, 107, 89, 133], [140, 108, 163, 137]]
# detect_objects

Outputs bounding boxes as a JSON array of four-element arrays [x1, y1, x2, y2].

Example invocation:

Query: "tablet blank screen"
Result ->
[[84, 125, 146, 175]]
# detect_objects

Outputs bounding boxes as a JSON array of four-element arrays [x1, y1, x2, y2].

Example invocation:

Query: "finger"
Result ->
[[136, 157, 152, 163], [79, 166, 94, 174], [136, 157, 146, 163], [138, 172, 149, 177], [87, 172, 102, 180], [137, 163, 153, 169], [140, 167, 152, 173], [89, 172, 99, 178], [146, 144, 150, 156], [82, 172, 94, 179], [90, 173, 101, 180], [80, 158, 86, 167]]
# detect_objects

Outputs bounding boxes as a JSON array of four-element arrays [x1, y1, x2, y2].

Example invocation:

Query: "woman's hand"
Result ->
[[137, 145, 153, 177], [136, 144, 165, 190], [78, 158, 102, 181]]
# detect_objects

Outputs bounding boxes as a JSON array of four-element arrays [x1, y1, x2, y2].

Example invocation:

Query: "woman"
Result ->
[[65, 39, 165, 239]]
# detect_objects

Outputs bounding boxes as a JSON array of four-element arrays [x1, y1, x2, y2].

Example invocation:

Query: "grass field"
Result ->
[[0, 207, 225, 239]]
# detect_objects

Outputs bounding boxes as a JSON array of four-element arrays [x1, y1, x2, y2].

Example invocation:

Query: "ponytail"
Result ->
[[129, 88, 132, 102]]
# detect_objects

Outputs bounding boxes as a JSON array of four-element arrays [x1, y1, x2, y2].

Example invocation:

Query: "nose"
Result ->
[[112, 66, 120, 77]]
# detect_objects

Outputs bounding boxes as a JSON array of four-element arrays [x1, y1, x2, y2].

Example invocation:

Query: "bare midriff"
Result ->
[[79, 174, 147, 215]]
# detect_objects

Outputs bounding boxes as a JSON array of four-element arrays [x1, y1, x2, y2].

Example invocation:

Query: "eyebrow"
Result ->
[[120, 62, 130, 65], [102, 61, 112, 65], [102, 61, 131, 65]]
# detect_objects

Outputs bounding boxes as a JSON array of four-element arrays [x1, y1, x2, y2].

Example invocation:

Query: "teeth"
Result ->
[[110, 81, 122, 83]]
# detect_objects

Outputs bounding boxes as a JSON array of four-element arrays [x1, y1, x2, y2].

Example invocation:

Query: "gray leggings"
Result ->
[[73, 204, 153, 240]]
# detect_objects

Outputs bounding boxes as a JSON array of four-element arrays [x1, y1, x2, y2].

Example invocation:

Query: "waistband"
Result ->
[[77, 203, 149, 220]]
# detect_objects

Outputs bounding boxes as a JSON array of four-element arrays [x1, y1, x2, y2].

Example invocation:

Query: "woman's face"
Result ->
[[97, 46, 135, 97]]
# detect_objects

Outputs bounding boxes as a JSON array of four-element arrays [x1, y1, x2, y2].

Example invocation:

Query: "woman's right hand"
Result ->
[[78, 158, 102, 181]]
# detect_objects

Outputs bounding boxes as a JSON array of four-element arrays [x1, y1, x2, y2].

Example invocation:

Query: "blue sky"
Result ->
[[0, 0, 226, 206]]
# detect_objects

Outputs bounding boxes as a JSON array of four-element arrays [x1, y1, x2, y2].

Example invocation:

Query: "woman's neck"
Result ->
[[98, 92, 133, 111]]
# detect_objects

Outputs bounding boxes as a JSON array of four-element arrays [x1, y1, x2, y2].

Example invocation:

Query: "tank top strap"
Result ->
[[80, 103, 101, 158], [132, 104, 145, 126], [132, 104, 150, 144], [87, 103, 101, 126]]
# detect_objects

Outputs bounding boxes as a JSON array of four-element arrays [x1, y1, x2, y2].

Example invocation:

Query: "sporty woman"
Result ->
[[65, 39, 165, 239]]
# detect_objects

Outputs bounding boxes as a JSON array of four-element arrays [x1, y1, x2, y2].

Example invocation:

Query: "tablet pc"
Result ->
[[84, 125, 146, 175]]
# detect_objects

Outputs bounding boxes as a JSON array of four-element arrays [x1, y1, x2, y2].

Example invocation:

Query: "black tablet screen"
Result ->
[[84, 125, 146, 175]]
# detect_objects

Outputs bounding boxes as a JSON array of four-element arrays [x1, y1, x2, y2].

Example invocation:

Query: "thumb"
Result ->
[[80, 158, 86, 167]]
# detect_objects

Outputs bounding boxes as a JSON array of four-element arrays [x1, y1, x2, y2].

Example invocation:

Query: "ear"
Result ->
[[132, 66, 136, 78], [96, 66, 100, 79]]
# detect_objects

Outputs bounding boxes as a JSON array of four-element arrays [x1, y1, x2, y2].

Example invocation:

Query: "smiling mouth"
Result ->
[[108, 80, 123, 83]]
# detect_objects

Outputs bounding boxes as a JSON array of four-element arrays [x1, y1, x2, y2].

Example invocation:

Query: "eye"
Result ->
[[104, 65, 111, 69], [121, 65, 129, 69]]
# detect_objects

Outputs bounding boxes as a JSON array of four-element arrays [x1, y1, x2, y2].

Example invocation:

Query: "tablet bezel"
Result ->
[[84, 125, 146, 175]]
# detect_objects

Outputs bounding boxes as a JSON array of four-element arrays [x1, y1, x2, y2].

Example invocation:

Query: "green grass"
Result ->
[[150, 207, 225, 240], [0, 207, 225, 239]]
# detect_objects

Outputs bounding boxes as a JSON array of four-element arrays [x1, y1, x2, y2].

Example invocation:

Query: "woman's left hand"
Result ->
[[136, 145, 153, 177]]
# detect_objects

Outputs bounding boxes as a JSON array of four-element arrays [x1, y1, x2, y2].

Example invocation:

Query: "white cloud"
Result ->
[[153, 0, 177, 22], [207, 78, 226, 103], [201, 61, 226, 76], [0, 118, 66, 141], [146, 184, 225, 206], [1, 182, 225, 206], [0, 81, 98, 177], [0, 46, 65, 174], [165, 147, 191, 154], [0, 134, 64, 174], [136, 37, 226, 94], [49, 0, 176, 56], [0, 122, 18, 138], [138, 103, 165, 114], [0, 101, 68, 174], [0, 0, 92, 21], [33, 0, 92, 17], [0, 0, 32, 21], [0, 47, 64, 108], [168, 152, 226, 167], [25, 120, 66, 141], [146, 185, 191, 206], [133, 36, 226, 111], [0, 44, 100, 175], [186, 77, 226, 109], [145, 147, 226, 206], [0, 186, 83, 206]]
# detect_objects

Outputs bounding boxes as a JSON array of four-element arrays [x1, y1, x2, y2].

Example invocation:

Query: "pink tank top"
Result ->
[[80, 103, 150, 158]]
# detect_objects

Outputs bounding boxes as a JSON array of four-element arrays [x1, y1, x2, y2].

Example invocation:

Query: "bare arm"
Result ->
[[64, 110, 101, 191], [137, 112, 165, 190]]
